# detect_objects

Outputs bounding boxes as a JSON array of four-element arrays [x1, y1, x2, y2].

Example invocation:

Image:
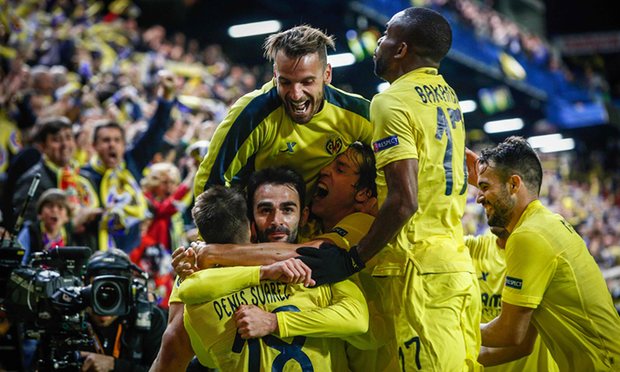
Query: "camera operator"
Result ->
[[80, 249, 166, 372]]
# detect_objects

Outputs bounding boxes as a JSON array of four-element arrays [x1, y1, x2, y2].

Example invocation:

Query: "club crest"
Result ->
[[325, 137, 343, 155]]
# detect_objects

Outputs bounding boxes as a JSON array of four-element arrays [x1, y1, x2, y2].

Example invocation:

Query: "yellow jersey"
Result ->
[[370, 67, 472, 274], [318, 212, 399, 371], [465, 232, 558, 372], [194, 81, 372, 200], [179, 266, 368, 371], [504, 200, 620, 371]]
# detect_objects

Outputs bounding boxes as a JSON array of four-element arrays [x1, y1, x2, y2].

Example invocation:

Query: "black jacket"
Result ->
[[88, 306, 167, 372]]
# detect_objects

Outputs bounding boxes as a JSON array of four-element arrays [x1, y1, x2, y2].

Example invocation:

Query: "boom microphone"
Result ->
[[7, 173, 41, 247]]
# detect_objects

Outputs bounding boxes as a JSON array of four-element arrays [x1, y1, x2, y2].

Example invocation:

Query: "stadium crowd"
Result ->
[[1, 0, 619, 371]]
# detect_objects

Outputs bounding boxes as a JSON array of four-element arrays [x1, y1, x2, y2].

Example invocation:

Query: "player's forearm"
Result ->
[[277, 280, 369, 339], [478, 344, 533, 367], [481, 303, 535, 347], [481, 319, 514, 347], [196, 243, 305, 268], [178, 267, 260, 304], [479, 323, 536, 365], [356, 192, 416, 263]]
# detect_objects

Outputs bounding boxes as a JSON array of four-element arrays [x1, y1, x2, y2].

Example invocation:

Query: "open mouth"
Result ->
[[289, 100, 309, 116], [314, 182, 329, 199]]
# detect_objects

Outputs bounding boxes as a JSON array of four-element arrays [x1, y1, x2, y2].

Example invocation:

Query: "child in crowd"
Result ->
[[17, 188, 74, 263]]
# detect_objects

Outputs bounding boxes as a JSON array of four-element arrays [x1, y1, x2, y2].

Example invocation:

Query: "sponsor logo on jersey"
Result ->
[[505, 276, 523, 289], [373, 135, 399, 152], [279, 142, 297, 153], [331, 227, 348, 237], [325, 137, 343, 155]]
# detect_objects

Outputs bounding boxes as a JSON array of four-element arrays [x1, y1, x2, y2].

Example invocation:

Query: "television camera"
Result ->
[[0, 246, 152, 371]]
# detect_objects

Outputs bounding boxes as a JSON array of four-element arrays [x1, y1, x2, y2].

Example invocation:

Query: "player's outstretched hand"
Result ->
[[260, 258, 315, 287], [234, 304, 278, 339], [296, 242, 365, 286]]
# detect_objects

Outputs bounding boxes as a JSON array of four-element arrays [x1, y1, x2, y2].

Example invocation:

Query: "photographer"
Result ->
[[80, 249, 166, 372]]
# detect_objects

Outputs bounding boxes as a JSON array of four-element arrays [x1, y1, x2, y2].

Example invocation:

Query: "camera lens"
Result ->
[[91, 275, 130, 316], [95, 282, 121, 311]]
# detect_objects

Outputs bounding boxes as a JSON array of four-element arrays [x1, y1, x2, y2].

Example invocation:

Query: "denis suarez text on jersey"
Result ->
[[213, 282, 291, 320]]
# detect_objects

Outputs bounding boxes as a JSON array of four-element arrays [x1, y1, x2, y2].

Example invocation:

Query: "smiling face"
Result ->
[[42, 127, 76, 167], [312, 148, 362, 224], [94, 126, 125, 169], [274, 50, 331, 124], [476, 163, 516, 229], [252, 183, 307, 243]]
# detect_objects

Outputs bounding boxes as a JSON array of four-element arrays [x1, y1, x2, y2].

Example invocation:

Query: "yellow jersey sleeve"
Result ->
[[316, 212, 374, 250], [168, 278, 181, 304], [370, 92, 418, 170], [194, 83, 278, 196], [502, 230, 557, 309], [276, 279, 368, 339], [179, 267, 261, 305], [464, 233, 496, 259]]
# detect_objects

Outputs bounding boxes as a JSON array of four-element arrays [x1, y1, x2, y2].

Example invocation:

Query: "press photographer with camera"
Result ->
[[80, 249, 166, 372]]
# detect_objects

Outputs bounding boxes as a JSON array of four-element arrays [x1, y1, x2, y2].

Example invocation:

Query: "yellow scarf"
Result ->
[[90, 156, 147, 251], [43, 156, 99, 210]]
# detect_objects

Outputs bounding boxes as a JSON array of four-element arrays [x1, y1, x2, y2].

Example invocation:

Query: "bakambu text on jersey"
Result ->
[[414, 83, 458, 105]]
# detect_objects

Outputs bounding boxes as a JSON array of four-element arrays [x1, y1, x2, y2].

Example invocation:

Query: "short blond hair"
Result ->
[[141, 162, 180, 191], [263, 25, 335, 67]]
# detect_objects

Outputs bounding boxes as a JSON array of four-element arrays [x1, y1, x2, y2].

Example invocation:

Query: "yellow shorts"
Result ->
[[375, 259, 482, 371], [344, 271, 400, 371]]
